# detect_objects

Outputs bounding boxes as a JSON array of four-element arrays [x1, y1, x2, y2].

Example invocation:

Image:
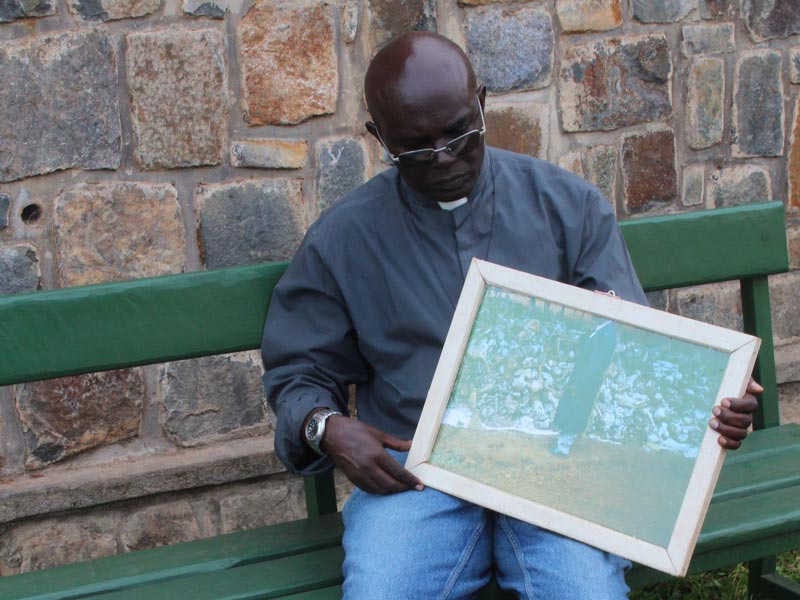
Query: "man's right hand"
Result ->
[[321, 416, 424, 495]]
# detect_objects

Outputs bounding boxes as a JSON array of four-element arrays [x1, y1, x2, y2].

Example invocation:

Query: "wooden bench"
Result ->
[[0, 201, 798, 599]]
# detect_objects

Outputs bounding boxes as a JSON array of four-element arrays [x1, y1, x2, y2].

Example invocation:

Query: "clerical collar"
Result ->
[[438, 197, 468, 210], [398, 149, 492, 210]]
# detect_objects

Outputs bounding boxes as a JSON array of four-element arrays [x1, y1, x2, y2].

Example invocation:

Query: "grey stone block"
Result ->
[[733, 52, 784, 157], [197, 179, 306, 269], [182, 0, 229, 18], [708, 166, 772, 208], [0, 0, 55, 23], [466, 6, 553, 93], [0, 31, 120, 182], [69, 0, 160, 21], [0, 193, 9, 230], [160, 354, 268, 446], [367, 0, 436, 51], [316, 137, 367, 213], [742, 0, 800, 42], [560, 34, 672, 132], [631, 0, 696, 23], [681, 23, 735, 56], [0, 244, 41, 296], [791, 47, 800, 84]]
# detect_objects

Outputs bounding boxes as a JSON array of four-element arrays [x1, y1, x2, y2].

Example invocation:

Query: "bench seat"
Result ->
[[3, 424, 797, 599]]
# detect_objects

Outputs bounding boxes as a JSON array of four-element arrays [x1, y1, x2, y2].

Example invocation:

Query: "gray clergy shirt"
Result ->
[[261, 147, 647, 476]]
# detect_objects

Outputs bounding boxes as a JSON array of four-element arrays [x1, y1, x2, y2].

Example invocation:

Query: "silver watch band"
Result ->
[[306, 410, 342, 455]]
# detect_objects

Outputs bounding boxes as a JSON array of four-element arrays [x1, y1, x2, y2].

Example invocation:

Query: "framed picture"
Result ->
[[406, 259, 760, 576]]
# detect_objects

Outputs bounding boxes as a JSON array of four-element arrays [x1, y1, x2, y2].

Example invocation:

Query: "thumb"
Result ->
[[747, 378, 764, 394]]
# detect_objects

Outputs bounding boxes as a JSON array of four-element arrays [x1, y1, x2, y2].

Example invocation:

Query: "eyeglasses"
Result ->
[[375, 97, 486, 167]]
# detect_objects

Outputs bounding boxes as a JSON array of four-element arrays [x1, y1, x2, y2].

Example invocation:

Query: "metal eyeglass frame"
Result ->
[[374, 97, 486, 166]]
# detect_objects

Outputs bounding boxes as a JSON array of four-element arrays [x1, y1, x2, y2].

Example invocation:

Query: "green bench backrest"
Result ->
[[0, 202, 789, 508]]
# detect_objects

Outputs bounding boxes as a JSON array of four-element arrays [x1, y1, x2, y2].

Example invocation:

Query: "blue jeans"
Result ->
[[341, 452, 630, 599]]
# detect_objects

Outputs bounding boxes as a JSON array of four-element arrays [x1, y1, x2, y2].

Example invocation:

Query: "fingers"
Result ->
[[710, 378, 762, 450], [380, 452, 424, 492], [324, 419, 422, 494], [382, 434, 412, 452]]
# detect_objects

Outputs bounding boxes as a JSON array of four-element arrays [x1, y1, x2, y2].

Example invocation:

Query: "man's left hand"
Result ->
[[710, 378, 763, 450]]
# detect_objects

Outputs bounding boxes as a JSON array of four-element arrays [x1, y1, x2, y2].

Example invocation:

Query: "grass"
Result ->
[[631, 551, 800, 599]]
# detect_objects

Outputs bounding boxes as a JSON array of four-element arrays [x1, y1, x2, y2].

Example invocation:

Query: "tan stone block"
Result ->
[[341, 0, 360, 43], [459, 0, 516, 4], [15, 369, 145, 469], [557, 151, 584, 176], [682, 165, 705, 207], [789, 96, 800, 209], [686, 57, 724, 150], [219, 476, 307, 533], [230, 139, 308, 169], [585, 144, 617, 203], [120, 500, 203, 552], [55, 182, 185, 287], [127, 28, 227, 170], [787, 220, 800, 270], [672, 280, 742, 332], [485, 102, 548, 159], [556, 0, 622, 33], [0, 513, 117, 574], [779, 381, 800, 425], [239, 1, 337, 126]]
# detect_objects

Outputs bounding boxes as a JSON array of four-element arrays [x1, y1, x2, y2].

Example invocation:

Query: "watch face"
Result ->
[[306, 418, 320, 440]]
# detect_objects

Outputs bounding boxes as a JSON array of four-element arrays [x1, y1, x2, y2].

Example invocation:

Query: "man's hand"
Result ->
[[322, 416, 424, 495], [710, 378, 763, 450]]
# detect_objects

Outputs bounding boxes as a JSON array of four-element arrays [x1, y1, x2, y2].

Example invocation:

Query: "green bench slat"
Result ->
[[279, 586, 343, 600], [713, 424, 800, 503], [627, 483, 800, 589], [699, 484, 800, 552], [0, 513, 343, 600], [87, 546, 344, 600], [621, 202, 788, 292], [0, 262, 287, 386]]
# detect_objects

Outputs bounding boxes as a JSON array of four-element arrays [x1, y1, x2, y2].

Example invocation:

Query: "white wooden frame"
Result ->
[[407, 259, 760, 576]]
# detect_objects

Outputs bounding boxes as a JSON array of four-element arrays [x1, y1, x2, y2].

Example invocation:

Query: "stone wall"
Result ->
[[0, 0, 798, 574]]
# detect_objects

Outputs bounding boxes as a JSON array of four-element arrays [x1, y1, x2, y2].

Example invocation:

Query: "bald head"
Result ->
[[365, 32, 476, 128], [363, 32, 486, 203]]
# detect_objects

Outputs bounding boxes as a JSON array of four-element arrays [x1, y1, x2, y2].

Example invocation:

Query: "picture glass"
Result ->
[[428, 285, 729, 547]]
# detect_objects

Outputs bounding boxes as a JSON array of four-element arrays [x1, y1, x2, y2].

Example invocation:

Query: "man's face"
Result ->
[[370, 87, 486, 203]]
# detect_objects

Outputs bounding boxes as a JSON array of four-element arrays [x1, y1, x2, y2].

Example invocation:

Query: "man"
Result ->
[[262, 31, 760, 599]]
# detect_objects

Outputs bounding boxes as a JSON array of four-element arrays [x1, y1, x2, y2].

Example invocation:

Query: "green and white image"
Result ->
[[429, 286, 729, 547]]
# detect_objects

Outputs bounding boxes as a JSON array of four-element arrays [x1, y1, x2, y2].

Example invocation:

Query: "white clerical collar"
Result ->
[[437, 197, 468, 211]]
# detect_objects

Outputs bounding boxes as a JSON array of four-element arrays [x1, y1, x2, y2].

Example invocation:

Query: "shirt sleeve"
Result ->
[[261, 235, 369, 476], [572, 191, 648, 306]]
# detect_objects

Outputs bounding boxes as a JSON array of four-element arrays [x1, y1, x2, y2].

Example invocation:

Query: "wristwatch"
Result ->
[[304, 410, 342, 455]]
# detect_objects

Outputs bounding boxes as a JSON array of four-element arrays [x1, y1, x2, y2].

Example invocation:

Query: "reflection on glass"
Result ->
[[430, 286, 728, 547]]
